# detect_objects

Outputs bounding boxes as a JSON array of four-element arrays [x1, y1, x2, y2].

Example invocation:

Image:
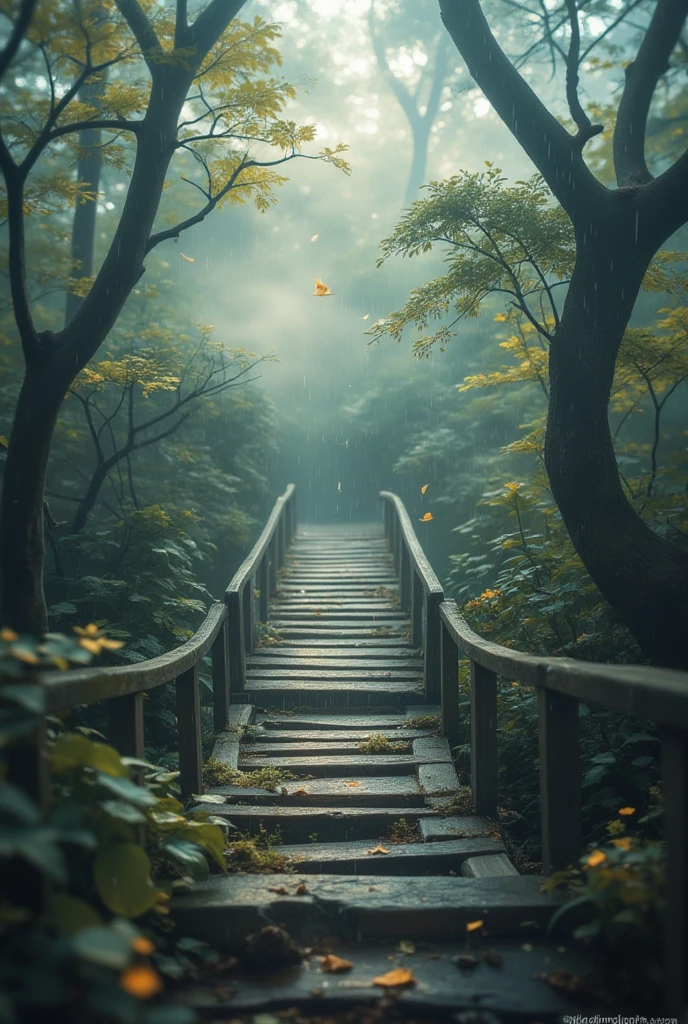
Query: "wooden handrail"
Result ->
[[438, 598, 688, 1014], [379, 491, 444, 703], [8, 484, 297, 803]]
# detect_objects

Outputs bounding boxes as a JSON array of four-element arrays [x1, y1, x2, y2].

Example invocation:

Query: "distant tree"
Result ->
[[0, 0, 349, 634], [378, 0, 688, 667]]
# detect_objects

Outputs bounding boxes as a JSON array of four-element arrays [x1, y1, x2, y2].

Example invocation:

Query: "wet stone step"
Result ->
[[257, 713, 408, 730], [236, 752, 447, 777], [211, 775, 425, 807], [243, 728, 433, 742], [269, 836, 506, 875], [241, 740, 414, 756], [245, 668, 423, 681], [188, 804, 439, 843], [247, 657, 423, 670], [253, 640, 419, 653]]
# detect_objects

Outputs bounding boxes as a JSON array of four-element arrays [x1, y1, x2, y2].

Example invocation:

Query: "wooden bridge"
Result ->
[[22, 486, 688, 1017]]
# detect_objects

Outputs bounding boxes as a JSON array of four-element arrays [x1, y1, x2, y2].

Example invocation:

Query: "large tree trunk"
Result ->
[[0, 354, 71, 632], [545, 212, 688, 669]]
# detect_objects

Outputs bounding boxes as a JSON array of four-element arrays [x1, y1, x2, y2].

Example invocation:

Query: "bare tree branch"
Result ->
[[614, 0, 688, 186], [564, 0, 603, 144]]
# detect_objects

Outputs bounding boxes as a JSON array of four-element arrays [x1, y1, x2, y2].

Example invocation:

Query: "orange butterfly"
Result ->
[[313, 278, 332, 296]]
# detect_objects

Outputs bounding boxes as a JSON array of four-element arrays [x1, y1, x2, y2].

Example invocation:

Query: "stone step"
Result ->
[[237, 752, 447, 777], [211, 775, 425, 807], [245, 728, 432, 742], [189, 804, 440, 843], [244, 680, 423, 710], [171, 874, 559, 950], [247, 657, 423, 671], [246, 667, 422, 682], [268, 836, 505, 874], [258, 713, 408, 730]]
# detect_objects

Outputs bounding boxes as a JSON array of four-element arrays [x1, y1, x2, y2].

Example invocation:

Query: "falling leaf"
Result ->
[[586, 850, 607, 867], [120, 965, 163, 999], [343, 781, 360, 787], [466, 919, 484, 933], [372, 968, 415, 988], [455, 954, 478, 969], [366, 844, 390, 856], [179, 253, 195, 263], [397, 940, 415, 955], [419, 512, 433, 522], [313, 278, 332, 296], [483, 950, 503, 966], [267, 886, 289, 895], [421, 483, 429, 494], [294, 788, 309, 796], [311, 233, 319, 242], [296, 883, 308, 895], [362, 313, 370, 320], [320, 954, 354, 973]]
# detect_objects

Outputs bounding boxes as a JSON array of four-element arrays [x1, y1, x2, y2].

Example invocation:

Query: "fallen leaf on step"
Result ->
[[294, 788, 309, 796], [343, 781, 360, 787], [267, 886, 289, 895], [319, 954, 354, 973], [397, 940, 415, 955], [311, 988, 324, 997], [313, 609, 321, 616], [366, 844, 390, 855], [313, 278, 332, 296], [419, 512, 433, 522], [372, 968, 415, 988], [455, 954, 479, 969], [296, 883, 308, 895], [466, 919, 484, 933], [421, 483, 429, 494], [483, 949, 503, 966]]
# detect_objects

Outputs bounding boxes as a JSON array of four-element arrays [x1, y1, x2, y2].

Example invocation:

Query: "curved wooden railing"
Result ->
[[381, 490, 688, 1013], [23, 485, 297, 802]]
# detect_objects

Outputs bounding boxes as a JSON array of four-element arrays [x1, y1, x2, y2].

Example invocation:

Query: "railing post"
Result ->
[[242, 579, 254, 656], [258, 555, 269, 623], [411, 571, 423, 648], [226, 589, 246, 694], [470, 659, 498, 817], [661, 727, 687, 1014], [440, 620, 460, 751], [109, 693, 145, 759], [400, 547, 411, 612], [424, 591, 442, 704], [268, 535, 278, 595], [6, 721, 50, 911], [212, 618, 230, 733], [538, 688, 580, 872], [176, 664, 202, 799]]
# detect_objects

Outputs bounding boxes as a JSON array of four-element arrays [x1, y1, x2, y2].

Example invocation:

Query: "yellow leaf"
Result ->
[[419, 512, 433, 522], [0, 435, 8, 449], [586, 850, 607, 867], [466, 919, 484, 932], [343, 781, 361, 787], [362, 313, 370, 320], [618, 806, 636, 816], [320, 954, 353, 973], [421, 483, 429, 494], [311, 233, 319, 242], [180, 253, 195, 263], [366, 844, 390, 855], [1, 628, 18, 642], [373, 967, 415, 988], [120, 965, 163, 1000], [313, 278, 332, 296]]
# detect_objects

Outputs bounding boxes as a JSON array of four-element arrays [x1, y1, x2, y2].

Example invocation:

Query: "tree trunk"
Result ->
[[0, 353, 71, 633], [404, 120, 431, 206], [65, 79, 104, 325], [545, 212, 688, 669]]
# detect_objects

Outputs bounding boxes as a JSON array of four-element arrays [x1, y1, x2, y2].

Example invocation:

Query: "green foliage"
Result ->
[[545, 806, 664, 997], [203, 759, 298, 792], [358, 733, 409, 753], [387, 817, 419, 843], [0, 635, 230, 1022]]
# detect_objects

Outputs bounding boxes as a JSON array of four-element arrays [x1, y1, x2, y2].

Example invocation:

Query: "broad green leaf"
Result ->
[[49, 893, 102, 934], [162, 838, 210, 882], [94, 843, 159, 917], [95, 772, 158, 808], [72, 924, 133, 968]]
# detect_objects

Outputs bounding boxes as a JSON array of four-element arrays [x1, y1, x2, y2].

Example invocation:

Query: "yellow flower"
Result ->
[[120, 965, 163, 999], [586, 850, 607, 868], [504, 481, 522, 492], [618, 807, 636, 817], [131, 936, 155, 956]]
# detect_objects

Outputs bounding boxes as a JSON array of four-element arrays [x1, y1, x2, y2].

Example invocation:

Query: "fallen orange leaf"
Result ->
[[421, 484, 429, 494], [179, 253, 195, 263], [320, 954, 354, 973], [419, 512, 433, 522], [373, 967, 415, 988], [267, 886, 289, 895], [367, 845, 390, 855], [466, 919, 484, 932], [296, 883, 308, 895], [294, 788, 309, 796], [343, 781, 361, 787], [313, 278, 332, 296]]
